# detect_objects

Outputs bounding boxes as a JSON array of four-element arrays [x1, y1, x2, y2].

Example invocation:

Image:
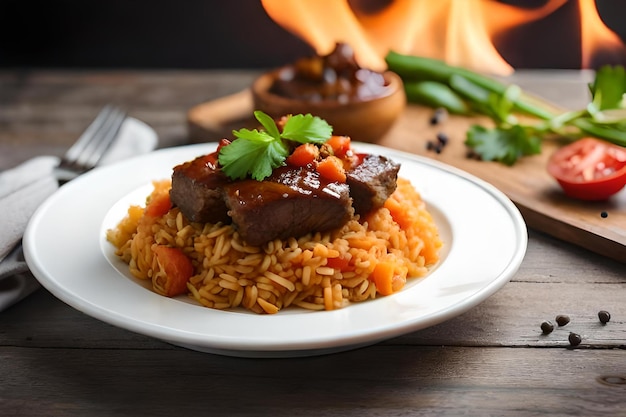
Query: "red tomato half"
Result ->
[[547, 138, 626, 200]]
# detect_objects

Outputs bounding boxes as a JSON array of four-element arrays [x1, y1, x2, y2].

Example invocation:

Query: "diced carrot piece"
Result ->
[[371, 261, 407, 296], [384, 196, 412, 229], [316, 155, 346, 182], [286, 143, 319, 167], [145, 192, 172, 217], [152, 246, 194, 297], [326, 135, 351, 158]]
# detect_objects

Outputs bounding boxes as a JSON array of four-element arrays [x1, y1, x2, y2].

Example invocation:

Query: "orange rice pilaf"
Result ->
[[106, 177, 442, 314]]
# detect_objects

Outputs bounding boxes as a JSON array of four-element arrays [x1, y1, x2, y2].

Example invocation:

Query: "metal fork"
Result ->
[[55, 105, 127, 182]]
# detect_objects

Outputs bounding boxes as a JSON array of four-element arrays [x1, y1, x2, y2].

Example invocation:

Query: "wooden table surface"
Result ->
[[1, 69, 625, 417]]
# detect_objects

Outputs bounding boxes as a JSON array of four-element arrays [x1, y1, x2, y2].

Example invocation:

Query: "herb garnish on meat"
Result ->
[[218, 110, 332, 181]]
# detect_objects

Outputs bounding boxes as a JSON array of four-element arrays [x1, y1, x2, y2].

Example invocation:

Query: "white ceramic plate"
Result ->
[[24, 143, 527, 357]]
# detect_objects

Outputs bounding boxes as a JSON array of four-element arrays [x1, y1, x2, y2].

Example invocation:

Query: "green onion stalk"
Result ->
[[385, 50, 626, 164]]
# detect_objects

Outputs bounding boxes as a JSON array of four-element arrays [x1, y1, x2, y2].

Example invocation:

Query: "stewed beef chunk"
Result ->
[[170, 153, 231, 224], [346, 154, 400, 215], [224, 166, 353, 246]]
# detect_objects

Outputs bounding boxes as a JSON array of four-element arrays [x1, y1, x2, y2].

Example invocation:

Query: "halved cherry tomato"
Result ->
[[547, 138, 626, 200]]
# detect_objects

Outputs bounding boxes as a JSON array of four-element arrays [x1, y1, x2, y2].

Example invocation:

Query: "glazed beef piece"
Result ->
[[223, 166, 353, 246], [169, 149, 400, 246], [170, 153, 232, 224], [346, 154, 400, 215]]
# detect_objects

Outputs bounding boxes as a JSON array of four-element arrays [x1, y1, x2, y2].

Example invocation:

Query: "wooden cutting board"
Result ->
[[187, 89, 626, 263]]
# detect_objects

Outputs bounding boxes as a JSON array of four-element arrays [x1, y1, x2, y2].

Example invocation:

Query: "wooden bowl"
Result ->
[[251, 69, 406, 143]]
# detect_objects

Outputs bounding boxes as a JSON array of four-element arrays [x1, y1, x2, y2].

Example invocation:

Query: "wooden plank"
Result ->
[[1, 345, 625, 417], [186, 89, 626, 263]]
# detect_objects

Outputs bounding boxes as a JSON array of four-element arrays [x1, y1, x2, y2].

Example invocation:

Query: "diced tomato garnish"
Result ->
[[152, 246, 194, 297], [326, 256, 353, 271], [145, 192, 172, 217], [547, 138, 626, 200], [316, 155, 347, 183], [326, 135, 352, 158], [286, 143, 319, 167], [204, 138, 231, 168]]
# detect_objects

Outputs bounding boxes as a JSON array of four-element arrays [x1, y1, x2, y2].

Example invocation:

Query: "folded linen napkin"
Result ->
[[0, 117, 157, 312]]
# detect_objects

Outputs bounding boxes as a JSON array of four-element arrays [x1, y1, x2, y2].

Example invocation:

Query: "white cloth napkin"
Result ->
[[0, 117, 158, 312]]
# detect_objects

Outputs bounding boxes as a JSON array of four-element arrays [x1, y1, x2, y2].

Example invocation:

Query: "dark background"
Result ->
[[1, 0, 625, 70]]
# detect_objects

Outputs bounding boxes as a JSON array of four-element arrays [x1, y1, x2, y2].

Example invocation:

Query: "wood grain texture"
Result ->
[[187, 88, 626, 263], [1, 345, 625, 417], [2, 70, 626, 417]]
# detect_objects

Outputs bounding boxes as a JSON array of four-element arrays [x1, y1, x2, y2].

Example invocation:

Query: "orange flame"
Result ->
[[579, 0, 626, 67], [261, 0, 626, 75]]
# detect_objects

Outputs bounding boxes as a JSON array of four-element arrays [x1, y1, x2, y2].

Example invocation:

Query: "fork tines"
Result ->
[[60, 105, 127, 172]]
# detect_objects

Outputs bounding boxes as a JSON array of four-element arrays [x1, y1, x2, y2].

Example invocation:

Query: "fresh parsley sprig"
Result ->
[[218, 110, 332, 180]]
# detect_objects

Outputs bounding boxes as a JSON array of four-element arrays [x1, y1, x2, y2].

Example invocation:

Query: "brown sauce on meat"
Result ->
[[172, 140, 230, 189]]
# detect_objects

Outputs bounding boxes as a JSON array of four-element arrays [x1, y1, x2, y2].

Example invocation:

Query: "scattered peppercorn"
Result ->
[[568, 332, 582, 347], [598, 310, 611, 324], [541, 320, 555, 334], [426, 140, 443, 154], [436, 132, 449, 146], [555, 315, 570, 326], [426, 131, 450, 155], [429, 107, 448, 125], [600, 211, 608, 218]]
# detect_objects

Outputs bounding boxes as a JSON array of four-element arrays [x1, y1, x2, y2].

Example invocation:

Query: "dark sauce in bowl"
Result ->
[[253, 43, 406, 143], [270, 43, 391, 104]]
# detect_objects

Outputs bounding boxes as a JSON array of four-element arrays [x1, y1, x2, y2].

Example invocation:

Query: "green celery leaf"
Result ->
[[465, 124, 542, 166], [281, 113, 332, 144]]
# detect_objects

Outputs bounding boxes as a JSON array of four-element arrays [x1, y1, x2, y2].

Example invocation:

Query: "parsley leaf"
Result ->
[[218, 111, 332, 181], [254, 110, 281, 139], [281, 113, 333, 144], [466, 125, 542, 166], [219, 130, 288, 180]]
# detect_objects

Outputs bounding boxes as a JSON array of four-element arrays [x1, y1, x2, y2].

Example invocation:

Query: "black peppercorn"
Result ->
[[429, 108, 447, 125], [436, 132, 449, 146], [426, 140, 442, 154], [598, 310, 611, 324], [540, 320, 554, 334], [568, 332, 582, 347], [555, 314, 570, 326], [600, 211, 608, 218]]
